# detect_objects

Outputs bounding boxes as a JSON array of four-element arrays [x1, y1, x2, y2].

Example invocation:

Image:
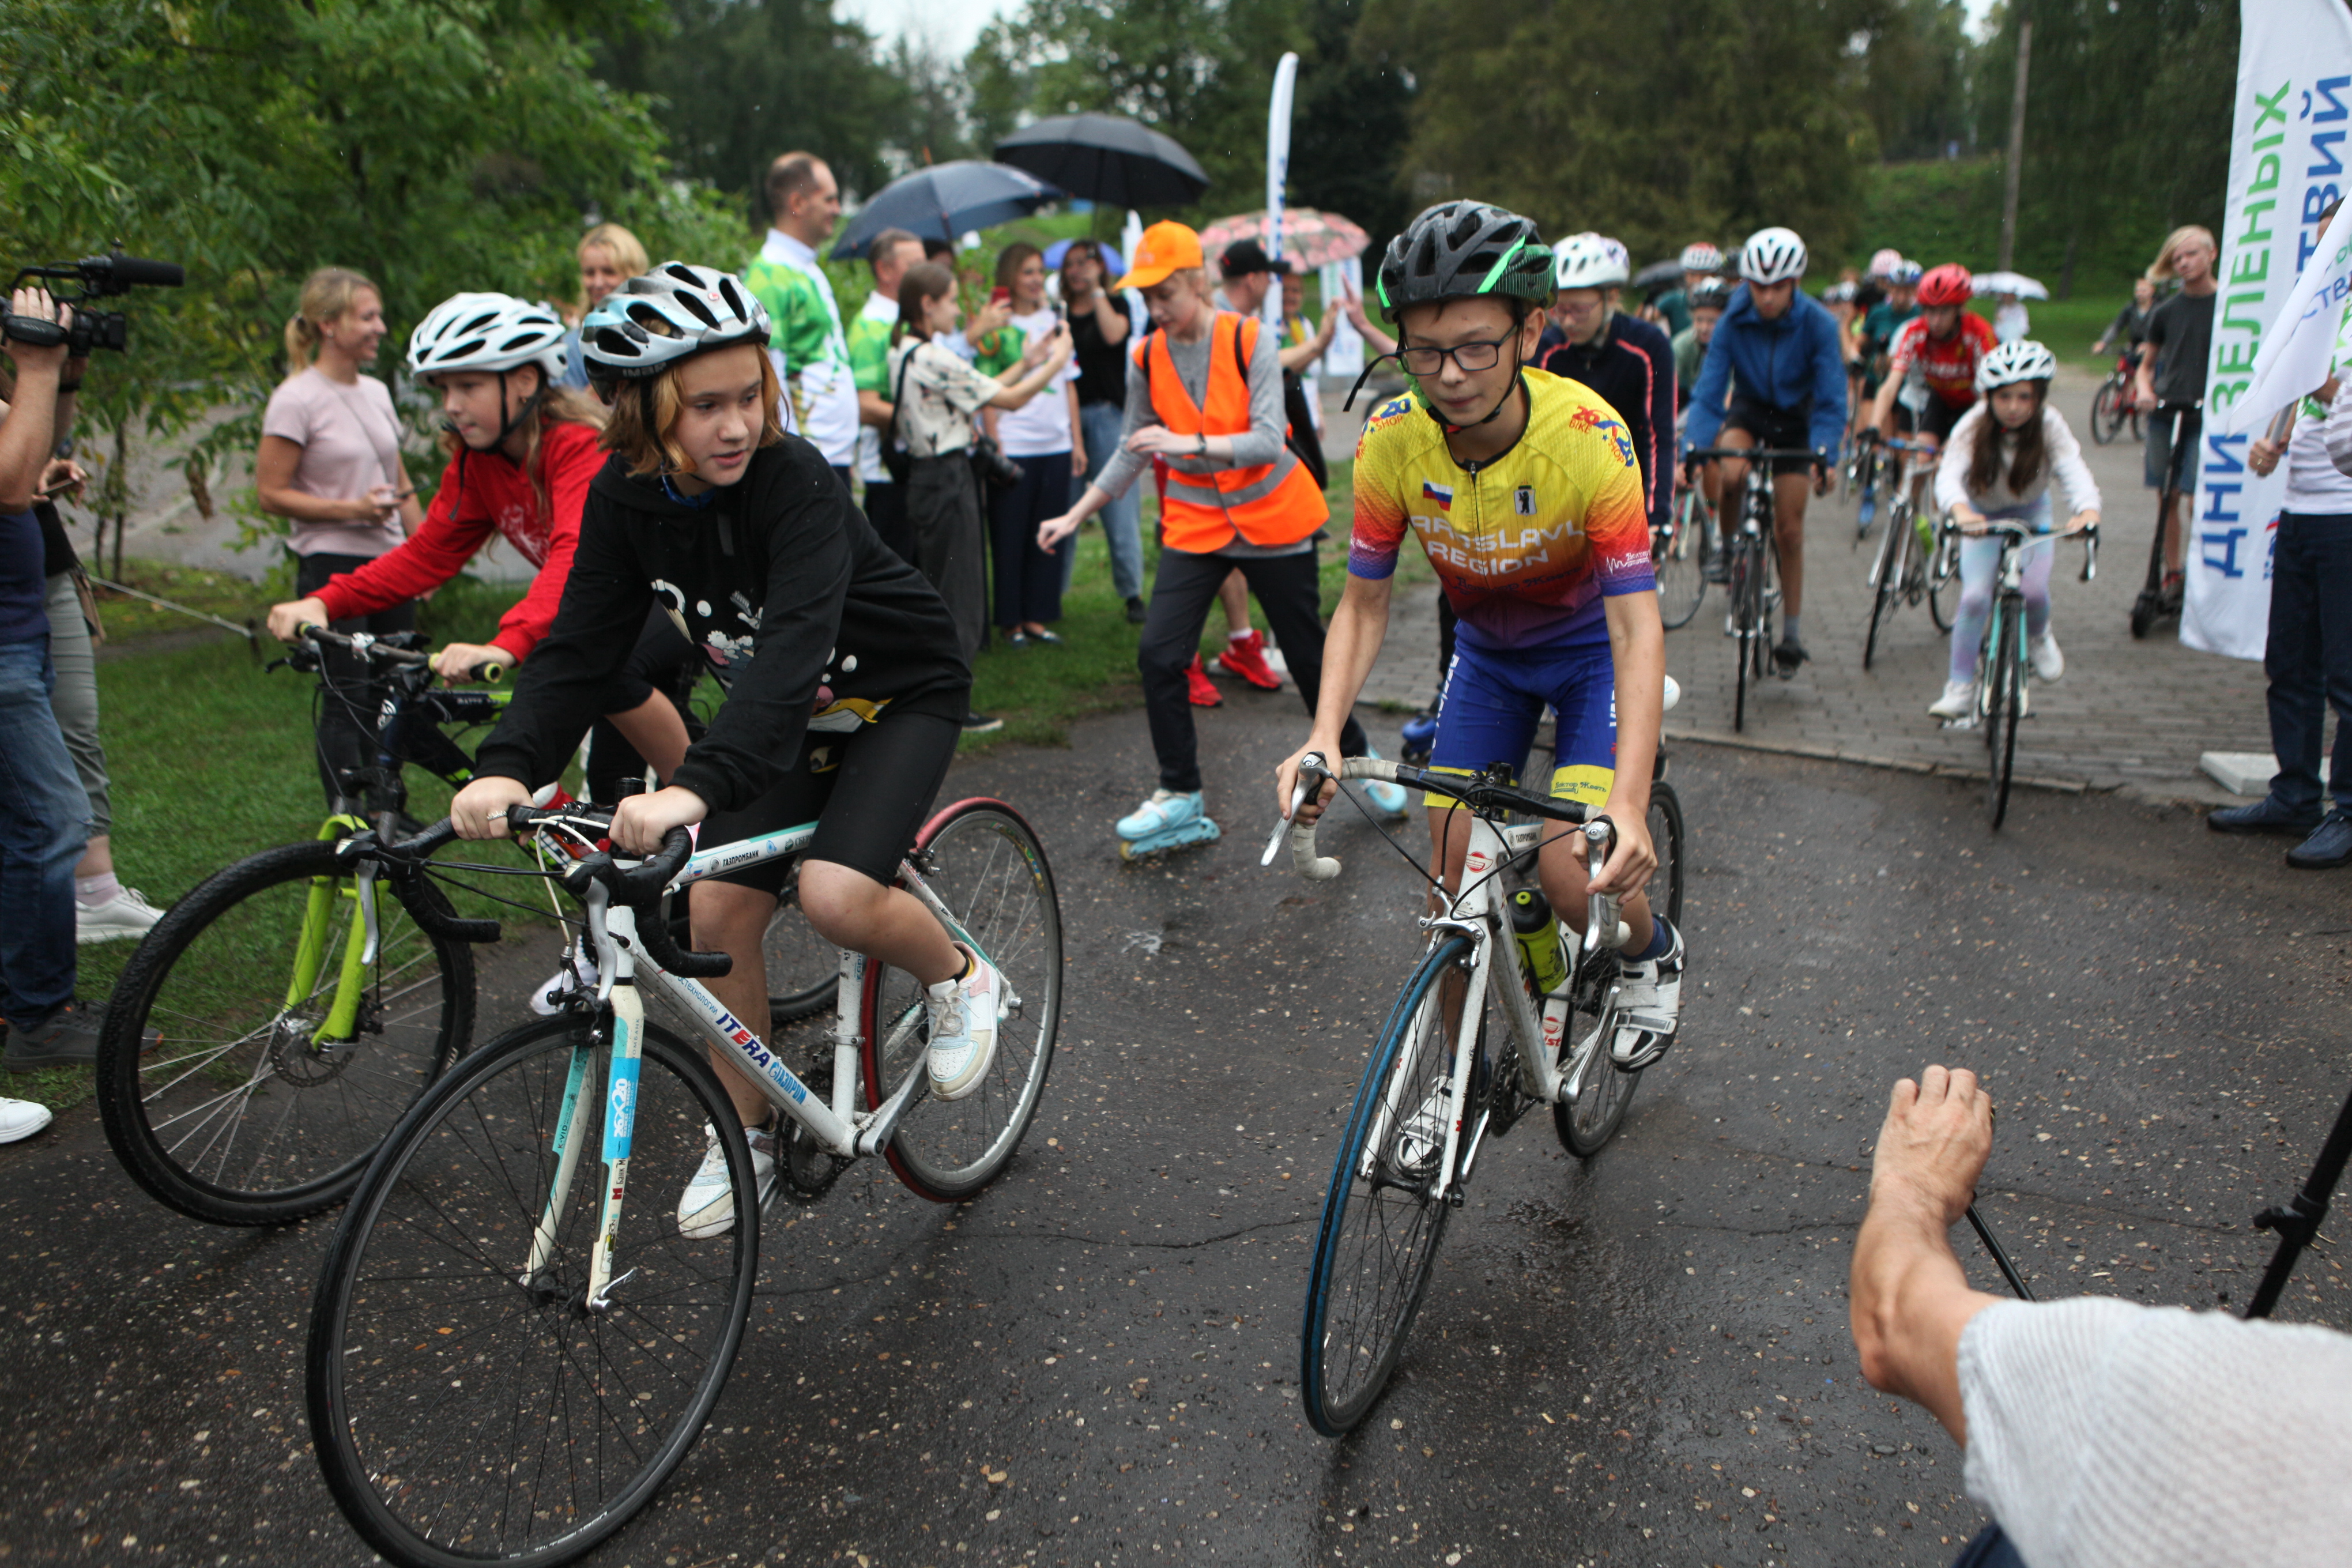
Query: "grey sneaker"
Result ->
[[3, 999, 159, 1069]]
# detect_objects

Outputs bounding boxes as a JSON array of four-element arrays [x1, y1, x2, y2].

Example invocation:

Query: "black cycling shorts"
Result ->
[[1921, 395, 1972, 444], [698, 710, 960, 895], [1720, 397, 1815, 476]]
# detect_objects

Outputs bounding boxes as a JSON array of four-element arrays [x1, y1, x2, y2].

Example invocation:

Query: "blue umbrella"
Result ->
[[1043, 238, 1126, 276], [830, 161, 1061, 260]]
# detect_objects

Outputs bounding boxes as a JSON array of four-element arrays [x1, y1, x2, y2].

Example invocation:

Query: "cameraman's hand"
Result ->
[[6, 288, 73, 377], [36, 458, 85, 503]]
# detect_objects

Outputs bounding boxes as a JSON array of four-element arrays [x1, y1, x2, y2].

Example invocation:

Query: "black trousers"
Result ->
[[987, 450, 1074, 628], [862, 478, 916, 566], [2265, 511, 2352, 814], [297, 549, 417, 811], [1137, 545, 1366, 794]]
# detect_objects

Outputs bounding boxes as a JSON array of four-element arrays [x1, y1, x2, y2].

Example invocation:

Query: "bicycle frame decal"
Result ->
[[675, 823, 818, 886]]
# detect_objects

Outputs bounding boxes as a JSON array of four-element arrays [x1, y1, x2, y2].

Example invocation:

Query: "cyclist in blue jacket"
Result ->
[[1682, 227, 1847, 671]]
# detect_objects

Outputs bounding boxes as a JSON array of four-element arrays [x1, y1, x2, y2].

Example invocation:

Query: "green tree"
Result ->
[[1359, 0, 1907, 270], [966, 0, 1312, 217], [1, 0, 742, 532], [1973, 0, 2237, 296], [590, 0, 907, 213], [1290, 0, 1418, 253]]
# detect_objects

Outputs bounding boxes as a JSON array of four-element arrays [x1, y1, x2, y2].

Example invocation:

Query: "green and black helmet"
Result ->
[[1375, 201, 1552, 315]]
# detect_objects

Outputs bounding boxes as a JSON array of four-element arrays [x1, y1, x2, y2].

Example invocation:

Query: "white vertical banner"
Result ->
[[2186, 0, 2352, 659], [1121, 208, 1148, 337], [1319, 257, 1366, 379], [1264, 51, 1299, 338]]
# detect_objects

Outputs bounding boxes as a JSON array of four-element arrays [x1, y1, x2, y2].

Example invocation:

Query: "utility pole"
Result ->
[[1999, 4, 2033, 272]]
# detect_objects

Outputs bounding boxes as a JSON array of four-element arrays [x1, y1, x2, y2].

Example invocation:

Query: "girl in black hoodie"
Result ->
[[450, 263, 998, 1239]]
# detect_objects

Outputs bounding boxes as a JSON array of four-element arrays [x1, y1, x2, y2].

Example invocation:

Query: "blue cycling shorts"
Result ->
[[1425, 638, 1618, 810]]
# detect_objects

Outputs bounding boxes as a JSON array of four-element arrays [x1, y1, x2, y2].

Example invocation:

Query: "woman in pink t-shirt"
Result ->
[[257, 267, 427, 800]]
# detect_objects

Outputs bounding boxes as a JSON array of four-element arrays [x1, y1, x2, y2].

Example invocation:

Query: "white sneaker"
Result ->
[[2029, 631, 2064, 682], [925, 946, 1002, 1102], [1392, 1083, 1454, 1177], [676, 1118, 777, 1239], [1928, 679, 1977, 721], [77, 887, 164, 944], [0, 1096, 52, 1144], [530, 947, 601, 1016], [1611, 921, 1684, 1068]]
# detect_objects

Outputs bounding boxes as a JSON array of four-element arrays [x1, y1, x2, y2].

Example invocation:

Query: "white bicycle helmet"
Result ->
[[1867, 247, 1904, 278], [1976, 338, 2058, 391], [1739, 227, 1808, 285], [406, 293, 569, 382], [1887, 258, 1923, 287], [1678, 242, 1724, 274], [579, 262, 770, 382], [1553, 231, 1629, 289]]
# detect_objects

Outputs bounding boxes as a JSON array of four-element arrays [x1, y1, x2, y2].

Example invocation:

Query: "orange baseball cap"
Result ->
[[1114, 221, 1204, 291]]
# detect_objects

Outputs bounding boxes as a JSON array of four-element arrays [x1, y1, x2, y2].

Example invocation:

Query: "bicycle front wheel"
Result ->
[[1988, 616, 2023, 829], [2090, 380, 2121, 445], [307, 1015, 758, 1568], [1863, 502, 1908, 672], [1655, 494, 1706, 631], [97, 839, 473, 1226], [1729, 538, 1755, 733], [1927, 529, 1961, 632], [861, 798, 1062, 1202], [1301, 934, 1469, 1436]]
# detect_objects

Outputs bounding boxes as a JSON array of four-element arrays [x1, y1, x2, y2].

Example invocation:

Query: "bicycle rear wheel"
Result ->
[[97, 839, 472, 1226], [2090, 380, 2121, 445], [1987, 612, 2023, 828], [763, 864, 836, 1027], [861, 798, 1061, 1202], [1301, 934, 1469, 1437], [307, 1015, 757, 1568], [1655, 492, 1706, 631]]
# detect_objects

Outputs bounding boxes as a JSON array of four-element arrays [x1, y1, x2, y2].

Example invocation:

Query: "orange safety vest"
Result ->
[[1137, 312, 1328, 555]]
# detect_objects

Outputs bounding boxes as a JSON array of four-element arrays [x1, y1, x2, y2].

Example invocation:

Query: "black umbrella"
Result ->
[[1632, 257, 1686, 293], [830, 160, 1061, 260], [993, 114, 1209, 208]]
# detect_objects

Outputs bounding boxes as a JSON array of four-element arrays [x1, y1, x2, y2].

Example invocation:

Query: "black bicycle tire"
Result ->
[[1554, 945, 1641, 1158], [1656, 496, 1706, 631], [1927, 530, 1959, 633], [1863, 501, 1906, 672], [97, 838, 472, 1226], [1757, 530, 1780, 681], [307, 1015, 757, 1568], [861, 798, 1061, 1203], [1731, 536, 1754, 733], [2090, 381, 2119, 446], [1299, 934, 1469, 1437], [1981, 606, 2008, 819], [1648, 778, 1686, 926], [1992, 616, 2023, 829]]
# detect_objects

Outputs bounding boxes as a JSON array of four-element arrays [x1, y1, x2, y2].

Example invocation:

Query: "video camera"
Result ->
[[5, 247, 184, 355]]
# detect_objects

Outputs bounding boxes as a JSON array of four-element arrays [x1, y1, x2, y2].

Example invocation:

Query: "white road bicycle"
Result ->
[[1272, 704, 1686, 1437], [304, 797, 1061, 1568]]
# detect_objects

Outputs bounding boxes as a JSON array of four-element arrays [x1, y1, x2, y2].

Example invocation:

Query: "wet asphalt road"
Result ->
[[5, 689, 2350, 1568]]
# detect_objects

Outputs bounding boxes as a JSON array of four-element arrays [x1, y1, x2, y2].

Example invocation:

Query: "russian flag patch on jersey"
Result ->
[[1421, 480, 1454, 511]]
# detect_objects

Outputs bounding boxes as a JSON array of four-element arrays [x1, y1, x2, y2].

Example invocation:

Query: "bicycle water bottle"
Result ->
[[1509, 888, 1570, 996]]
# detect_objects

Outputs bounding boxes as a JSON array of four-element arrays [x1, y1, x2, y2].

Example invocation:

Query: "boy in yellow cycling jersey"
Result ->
[[1276, 201, 1683, 1066]]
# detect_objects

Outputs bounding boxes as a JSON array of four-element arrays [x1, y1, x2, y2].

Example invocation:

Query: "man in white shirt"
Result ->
[[744, 150, 860, 481], [849, 228, 926, 561], [1850, 1064, 2352, 1568]]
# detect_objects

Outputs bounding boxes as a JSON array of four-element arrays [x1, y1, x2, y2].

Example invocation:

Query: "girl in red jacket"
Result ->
[[267, 292, 691, 796]]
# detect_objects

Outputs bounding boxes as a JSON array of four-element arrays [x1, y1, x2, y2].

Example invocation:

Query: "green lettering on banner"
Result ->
[[2249, 153, 2281, 193], [2228, 248, 2271, 285], [2222, 291, 2268, 334], [2240, 198, 2275, 248], [2215, 340, 2259, 378], [2211, 380, 2247, 412], [2253, 81, 2293, 132]]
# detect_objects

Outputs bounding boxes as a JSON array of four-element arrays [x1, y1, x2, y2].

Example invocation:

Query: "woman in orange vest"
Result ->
[[1040, 221, 1405, 857]]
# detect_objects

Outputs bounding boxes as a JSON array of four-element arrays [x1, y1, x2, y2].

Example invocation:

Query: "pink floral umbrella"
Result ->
[[1198, 209, 1373, 273]]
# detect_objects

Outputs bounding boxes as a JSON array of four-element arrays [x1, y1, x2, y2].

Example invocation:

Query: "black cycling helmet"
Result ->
[[1688, 277, 1733, 310], [1375, 201, 1552, 315]]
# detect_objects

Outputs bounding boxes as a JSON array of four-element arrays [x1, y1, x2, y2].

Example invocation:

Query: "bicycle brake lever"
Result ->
[[1263, 782, 1310, 867]]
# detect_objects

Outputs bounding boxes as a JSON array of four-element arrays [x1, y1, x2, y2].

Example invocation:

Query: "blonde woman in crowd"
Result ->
[[559, 223, 649, 390]]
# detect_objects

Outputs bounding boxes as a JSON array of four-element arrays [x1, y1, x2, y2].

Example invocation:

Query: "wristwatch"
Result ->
[[1195, 434, 1208, 457]]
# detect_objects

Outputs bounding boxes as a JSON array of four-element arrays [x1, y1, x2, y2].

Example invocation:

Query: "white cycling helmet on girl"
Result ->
[[1738, 227, 1808, 285], [406, 293, 570, 382], [579, 262, 770, 382], [1976, 338, 2057, 391], [1553, 232, 1630, 290]]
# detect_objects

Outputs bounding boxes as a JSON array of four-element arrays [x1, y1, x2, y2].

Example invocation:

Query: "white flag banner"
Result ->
[[2217, 216, 2352, 438], [2185, 0, 2352, 658], [1318, 257, 1366, 380], [1264, 51, 1298, 338]]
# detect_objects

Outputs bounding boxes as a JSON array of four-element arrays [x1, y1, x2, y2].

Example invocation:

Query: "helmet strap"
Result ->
[[493, 368, 546, 450]]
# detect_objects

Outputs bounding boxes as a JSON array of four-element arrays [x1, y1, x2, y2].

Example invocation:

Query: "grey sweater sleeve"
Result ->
[[1091, 321, 1288, 503], [1958, 1298, 2352, 1568]]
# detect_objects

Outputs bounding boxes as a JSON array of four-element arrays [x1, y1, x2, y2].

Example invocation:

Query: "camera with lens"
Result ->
[[5, 247, 185, 355]]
